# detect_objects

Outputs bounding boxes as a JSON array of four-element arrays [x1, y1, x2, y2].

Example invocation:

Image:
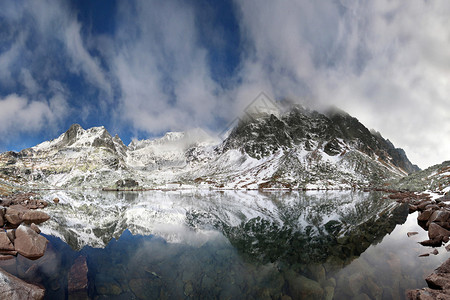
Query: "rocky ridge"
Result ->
[[0, 105, 419, 190], [390, 160, 450, 193]]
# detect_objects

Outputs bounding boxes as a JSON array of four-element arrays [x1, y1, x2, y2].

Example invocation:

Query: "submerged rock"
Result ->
[[287, 274, 324, 300], [68, 255, 89, 298], [0, 268, 45, 300]]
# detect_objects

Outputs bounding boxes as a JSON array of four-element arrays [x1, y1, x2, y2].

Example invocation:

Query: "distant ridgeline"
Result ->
[[0, 103, 429, 191]]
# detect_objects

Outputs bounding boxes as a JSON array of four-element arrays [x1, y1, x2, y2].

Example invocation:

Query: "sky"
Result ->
[[0, 0, 449, 169]]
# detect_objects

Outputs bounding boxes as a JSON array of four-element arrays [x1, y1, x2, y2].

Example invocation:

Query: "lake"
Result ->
[[1, 190, 447, 299]]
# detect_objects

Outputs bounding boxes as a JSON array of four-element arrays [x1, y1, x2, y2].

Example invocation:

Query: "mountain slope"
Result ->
[[0, 105, 419, 190], [389, 160, 450, 193]]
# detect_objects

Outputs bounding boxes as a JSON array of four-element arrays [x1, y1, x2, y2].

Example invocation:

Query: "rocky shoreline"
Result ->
[[0, 192, 51, 300], [386, 191, 450, 299]]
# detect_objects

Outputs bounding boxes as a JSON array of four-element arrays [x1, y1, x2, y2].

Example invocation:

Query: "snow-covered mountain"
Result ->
[[0, 105, 419, 190]]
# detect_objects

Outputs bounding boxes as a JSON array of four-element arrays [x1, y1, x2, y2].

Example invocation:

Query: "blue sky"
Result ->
[[0, 0, 449, 169]]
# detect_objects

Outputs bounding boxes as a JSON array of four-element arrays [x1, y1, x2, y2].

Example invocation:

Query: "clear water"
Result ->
[[0, 191, 447, 299]]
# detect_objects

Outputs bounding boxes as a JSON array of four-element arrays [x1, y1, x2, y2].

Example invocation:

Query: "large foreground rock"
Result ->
[[407, 257, 450, 299], [0, 267, 45, 299], [428, 223, 450, 241], [14, 225, 48, 260]]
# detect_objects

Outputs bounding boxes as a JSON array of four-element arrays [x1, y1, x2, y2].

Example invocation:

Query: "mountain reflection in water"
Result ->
[[0, 191, 447, 299]]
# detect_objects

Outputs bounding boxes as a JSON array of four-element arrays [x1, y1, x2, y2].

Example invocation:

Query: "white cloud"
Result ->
[[1, 0, 449, 169], [233, 0, 450, 168], [0, 94, 69, 138], [64, 21, 112, 96], [112, 0, 225, 134]]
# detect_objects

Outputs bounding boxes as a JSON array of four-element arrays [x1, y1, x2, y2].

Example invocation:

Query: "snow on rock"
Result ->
[[0, 105, 420, 190]]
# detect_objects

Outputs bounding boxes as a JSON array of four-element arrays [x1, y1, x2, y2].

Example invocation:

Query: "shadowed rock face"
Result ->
[[223, 105, 419, 174], [61, 124, 83, 147]]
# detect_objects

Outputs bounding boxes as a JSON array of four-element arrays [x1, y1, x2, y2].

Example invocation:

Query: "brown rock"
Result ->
[[0, 254, 15, 261], [418, 209, 434, 222], [418, 200, 434, 211], [0, 208, 5, 227], [30, 223, 40, 234], [426, 210, 450, 227], [6, 229, 15, 243], [425, 258, 450, 289], [409, 205, 418, 213], [4, 206, 26, 226], [0, 232, 14, 251], [53, 198, 59, 205], [424, 204, 440, 211], [14, 225, 48, 260], [406, 288, 450, 299], [419, 239, 442, 247], [0, 250, 17, 256], [419, 253, 430, 257], [407, 232, 419, 237], [21, 211, 50, 225], [428, 223, 450, 240], [431, 249, 439, 255], [68, 255, 89, 297], [0, 268, 45, 299], [38, 200, 48, 208]]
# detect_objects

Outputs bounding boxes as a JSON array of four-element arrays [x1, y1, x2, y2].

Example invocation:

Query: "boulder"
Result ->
[[30, 223, 40, 234], [407, 257, 450, 299], [406, 288, 450, 299], [409, 205, 418, 213], [419, 239, 442, 247], [116, 178, 139, 188], [6, 229, 15, 243], [4, 206, 27, 226], [21, 211, 50, 225], [426, 210, 450, 228], [0, 268, 45, 300], [417, 209, 434, 222], [428, 223, 450, 240], [0, 208, 5, 227], [417, 200, 433, 211], [288, 274, 324, 300], [14, 225, 48, 260], [0, 232, 14, 251], [68, 255, 89, 297]]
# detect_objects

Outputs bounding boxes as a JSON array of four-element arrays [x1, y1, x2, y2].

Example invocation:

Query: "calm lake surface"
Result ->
[[1, 190, 448, 299]]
